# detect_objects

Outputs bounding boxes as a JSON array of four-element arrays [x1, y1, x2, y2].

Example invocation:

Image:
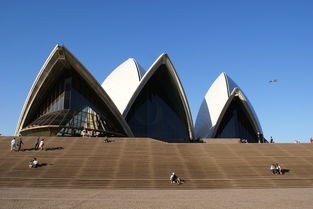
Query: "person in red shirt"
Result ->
[[310, 137, 313, 143]]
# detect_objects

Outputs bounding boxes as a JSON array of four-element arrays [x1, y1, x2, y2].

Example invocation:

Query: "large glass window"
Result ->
[[36, 75, 65, 118], [22, 63, 127, 137], [126, 64, 189, 141], [214, 97, 258, 142]]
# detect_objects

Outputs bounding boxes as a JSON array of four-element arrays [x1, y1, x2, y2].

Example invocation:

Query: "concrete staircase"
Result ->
[[0, 136, 313, 189]]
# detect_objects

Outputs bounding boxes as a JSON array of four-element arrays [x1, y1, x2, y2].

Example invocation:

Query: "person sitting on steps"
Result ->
[[104, 136, 111, 143], [275, 163, 282, 175], [170, 172, 177, 183], [270, 163, 282, 175], [170, 172, 182, 184], [29, 158, 39, 168], [176, 177, 182, 184], [270, 164, 277, 174]]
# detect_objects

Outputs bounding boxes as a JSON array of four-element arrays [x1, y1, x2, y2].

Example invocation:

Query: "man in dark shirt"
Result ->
[[34, 137, 39, 150], [17, 138, 24, 152]]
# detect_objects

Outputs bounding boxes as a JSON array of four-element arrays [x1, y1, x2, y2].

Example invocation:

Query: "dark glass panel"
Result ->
[[22, 63, 127, 137], [126, 64, 189, 141], [214, 97, 258, 142], [34, 74, 66, 120], [64, 77, 72, 109], [69, 73, 123, 133]]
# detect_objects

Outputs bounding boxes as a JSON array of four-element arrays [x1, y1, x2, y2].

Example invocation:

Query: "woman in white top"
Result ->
[[32, 158, 38, 168], [39, 139, 45, 150]]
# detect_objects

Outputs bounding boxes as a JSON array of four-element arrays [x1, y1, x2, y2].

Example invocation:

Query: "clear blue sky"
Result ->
[[0, 0, 312, 142]]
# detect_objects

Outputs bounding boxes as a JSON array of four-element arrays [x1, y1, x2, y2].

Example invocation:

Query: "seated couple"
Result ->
[[270, 163, 282, 175], [170, 172, 182, 184], [29, 158, 39, 168]]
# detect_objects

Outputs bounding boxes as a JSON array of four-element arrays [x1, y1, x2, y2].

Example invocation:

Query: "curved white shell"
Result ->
[[102, 58, 145, 115], [16, 45, 134, 137], [195, 72, 262, 138], [123, 53, 194, 139]]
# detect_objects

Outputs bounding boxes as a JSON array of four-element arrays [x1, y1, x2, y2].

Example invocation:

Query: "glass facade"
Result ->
[[21, 63, 127, 137], [214, 97, 258, 142], [125, 64, 190, 141]]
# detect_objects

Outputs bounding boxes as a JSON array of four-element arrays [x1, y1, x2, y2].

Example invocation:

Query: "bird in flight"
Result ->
[[269, 79, 277, 83]]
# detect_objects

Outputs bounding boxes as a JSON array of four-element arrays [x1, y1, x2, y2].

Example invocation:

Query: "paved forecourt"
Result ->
[[1, 187, 313, 209]]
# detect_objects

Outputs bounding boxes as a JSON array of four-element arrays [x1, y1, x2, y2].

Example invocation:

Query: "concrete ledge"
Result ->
[[201, 138, 241, 144]]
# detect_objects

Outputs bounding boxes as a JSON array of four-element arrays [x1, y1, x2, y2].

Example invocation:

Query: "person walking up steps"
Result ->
[[10, 138, 17, 151], [17, 138, 24, 152], [34, 137, 40, 150], [39, 139, 45, 151]]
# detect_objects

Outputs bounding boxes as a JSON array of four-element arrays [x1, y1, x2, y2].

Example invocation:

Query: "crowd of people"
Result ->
[[267, 136, 313, 143], [10, 137, 46, 169], [239, 136, 313, 144], [10, 137, 45, 152], [81, 128, 97, 137]]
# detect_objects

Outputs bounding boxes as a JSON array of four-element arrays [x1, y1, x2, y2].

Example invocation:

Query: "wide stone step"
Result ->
[[1, 136, 313, 189]]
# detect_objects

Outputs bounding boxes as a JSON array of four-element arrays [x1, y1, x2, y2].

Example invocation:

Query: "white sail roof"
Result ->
[[102, 58, 145, 114], [16, 45, 134, 137], [123, 53, 194, 139], [195, 72, 262, 138]]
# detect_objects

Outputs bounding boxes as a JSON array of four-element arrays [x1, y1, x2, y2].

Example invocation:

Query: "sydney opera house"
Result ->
[[15, 45, 263, 143]]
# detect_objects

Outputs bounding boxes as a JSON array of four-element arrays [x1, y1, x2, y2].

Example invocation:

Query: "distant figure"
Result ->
[[270, 136, 274, 143], [81, 129, 87, 137], [10, 138, 17, 151], [176, 176, 182, 184], [257, 132, 262, 143], [170, 172, 177, 183], [270, 163, 282, 175], [310, 137, 313, 143], [169, 172, 182, 184], [270, 164, 276, 174], [241, 138, 248, 143], [34, 137, 40, 150], [39, 139, 45, 150], [275, 163, 282, 174], [29, 158, 39, 168], [17, 138, 24, 152], [28, 160, 33, 168], [104, 136, 110, 143]]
